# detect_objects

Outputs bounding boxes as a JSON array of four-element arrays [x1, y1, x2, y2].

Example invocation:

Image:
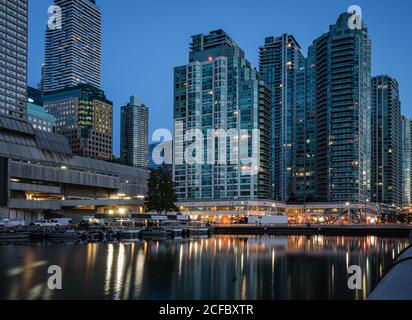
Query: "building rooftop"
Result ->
[[0, 116, 147, 178], [190, 29, 239, 52], [43, 84, 112, 105]]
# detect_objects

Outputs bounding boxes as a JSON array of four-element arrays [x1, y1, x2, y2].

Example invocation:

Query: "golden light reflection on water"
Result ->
[[134, 247, 145, 298], [114, 243, 125, 299], [104, 243, 114, 296], [0, 235, 409, 300]]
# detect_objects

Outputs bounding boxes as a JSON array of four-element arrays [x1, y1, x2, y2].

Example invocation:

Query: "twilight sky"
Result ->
[[29, 0, 412, 156]]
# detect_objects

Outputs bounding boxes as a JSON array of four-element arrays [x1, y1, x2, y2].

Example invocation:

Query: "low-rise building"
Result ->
[[27, 87, 55, 132], [176, 200, 378, 224], [0, 117, 148, 223]]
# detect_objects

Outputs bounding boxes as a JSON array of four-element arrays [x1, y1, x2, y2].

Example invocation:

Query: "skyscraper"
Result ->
[[401, 116, 412, 207], [294, 46, 317, 202], [43, 84, 113, 161], [174, 29, 272, 201], [0, 0, 28, 120], [259, 34, 303, 202], [120, 96, 149, 168], [43, 0, 101, 92], [371, 76, 402, 212], [309, 12, 372, 203]]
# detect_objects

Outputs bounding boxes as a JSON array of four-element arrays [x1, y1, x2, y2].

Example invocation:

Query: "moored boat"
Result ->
[[165, 227, 183, 237], [116, 228, 141, 240], [0, 230, 30, 240], [141, 227, 167, 238], [182, 222, 210, 236], [47, 229, 80, 240]]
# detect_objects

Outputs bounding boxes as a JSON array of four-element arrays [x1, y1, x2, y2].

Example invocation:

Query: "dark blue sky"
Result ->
[[29, 0, 412, 156]]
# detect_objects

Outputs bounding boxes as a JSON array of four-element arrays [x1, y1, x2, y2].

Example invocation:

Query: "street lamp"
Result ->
[[239, 201, 245, 224], [345, 202, 350, 223]]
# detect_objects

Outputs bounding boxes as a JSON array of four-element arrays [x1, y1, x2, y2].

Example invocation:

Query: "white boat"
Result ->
[[182, 222, 210, 236], [185, 227, 209, 236], [161, 221, 183, 237]]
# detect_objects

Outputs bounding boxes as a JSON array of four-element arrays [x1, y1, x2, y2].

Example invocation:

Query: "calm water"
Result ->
[[0, 235, 408, 300]]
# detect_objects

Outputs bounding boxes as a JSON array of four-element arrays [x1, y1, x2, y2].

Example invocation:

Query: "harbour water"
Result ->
[[0, 235, 408, 300]]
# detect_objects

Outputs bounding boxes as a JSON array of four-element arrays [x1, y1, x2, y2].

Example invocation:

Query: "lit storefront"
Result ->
[[176, 200, 379, 224]]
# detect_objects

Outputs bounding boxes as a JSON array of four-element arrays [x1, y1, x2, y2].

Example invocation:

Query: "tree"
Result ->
[[144, 169, 180, 214]]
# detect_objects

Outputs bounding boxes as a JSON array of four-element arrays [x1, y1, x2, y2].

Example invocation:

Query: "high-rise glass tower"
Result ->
[[294, 46, 317, 202], [43, 0, 101, 92], [310, 13, 372, 203], [120, 96, 149, 168], [259, 34, 303, 202], [371, 76, 402, 211], [401, 116, 412, 207], [173, 30, 271, 201], [0, 0, 28, 120]]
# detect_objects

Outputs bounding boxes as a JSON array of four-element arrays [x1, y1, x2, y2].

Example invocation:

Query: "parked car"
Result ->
[[34, 220, 59, 227], [33, 218, 72, 227], [53, 218, 72, 226], [0, 219, 25, 227]]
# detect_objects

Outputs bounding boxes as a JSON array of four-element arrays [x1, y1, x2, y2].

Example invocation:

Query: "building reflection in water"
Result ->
[[0, 235, 408, 300]]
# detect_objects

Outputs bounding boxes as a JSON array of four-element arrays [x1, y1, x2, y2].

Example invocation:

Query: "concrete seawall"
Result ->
[[369, 235, 412, 300]]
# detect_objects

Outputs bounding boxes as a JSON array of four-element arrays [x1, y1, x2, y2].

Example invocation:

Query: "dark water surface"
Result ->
[[0, 235, 408, 300]]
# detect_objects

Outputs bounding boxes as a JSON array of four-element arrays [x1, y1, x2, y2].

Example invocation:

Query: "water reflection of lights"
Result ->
[[86, 243, 97, 274], [104, 244, 114, 296], [134, 249, 145, 299], [241, 253, 244, 273], [1, 236, 409, 300], [178, 244, 184, 278], [7, 259, 49, 300], [272, 249, 275, 273], [114, 243, 125, 299], [7, 260, 48, 277], [194, 241, 198, 256], [346, 251, 349, 270], [241, 277, 247, 300]]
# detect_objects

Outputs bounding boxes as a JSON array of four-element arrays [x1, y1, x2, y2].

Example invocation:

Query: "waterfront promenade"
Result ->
[[212, 224, 412, 237]]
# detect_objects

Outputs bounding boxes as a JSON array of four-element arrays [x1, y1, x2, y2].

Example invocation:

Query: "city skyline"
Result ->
[[28, 0, 412, 155], [1, 0, 412, 304]]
